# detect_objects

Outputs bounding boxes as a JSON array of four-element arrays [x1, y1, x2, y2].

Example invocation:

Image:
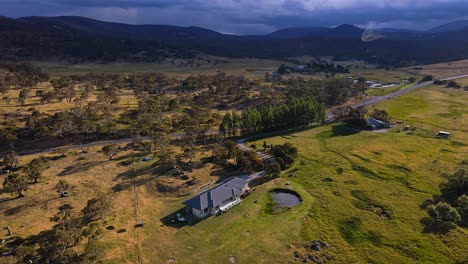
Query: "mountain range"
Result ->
[[1, 16, 468, 66]]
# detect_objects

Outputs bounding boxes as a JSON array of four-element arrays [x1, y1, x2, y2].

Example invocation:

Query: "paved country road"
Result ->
[[8, 73, 468, 158], [352, 73, 468, 108]]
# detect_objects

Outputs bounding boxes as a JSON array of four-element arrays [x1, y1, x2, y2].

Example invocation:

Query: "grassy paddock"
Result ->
[[31, 57, 285, 79], [249, 86, 467, 263]]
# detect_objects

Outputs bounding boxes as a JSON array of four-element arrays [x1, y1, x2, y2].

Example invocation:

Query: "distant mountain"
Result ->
[[265, 27, 328, 39], [266, 24, 363, 39], [429, 20, 468, 33], [1, 16, 468, 66], [374, 28, 418, 33], [19, 16, 225, 42]]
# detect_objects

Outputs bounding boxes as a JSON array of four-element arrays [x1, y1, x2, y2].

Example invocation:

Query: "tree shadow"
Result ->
[[111, 176, 156, 193], [58, 161, 106, 176], [3, 203, 35, 216], [331, 125, 361, 137], [420, 217, 456, 234]]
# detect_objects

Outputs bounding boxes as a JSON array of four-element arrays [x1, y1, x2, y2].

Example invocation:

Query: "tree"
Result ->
[[3, 151, 19, 169], [440, 160, 468, 201], [56, 179, 71, 197], [219, 120, 227, 138], [3, 173, 29, 198], [277, 64, 288, 75], [270, 143, 298, 169], [24, 158, 47, 183], [345, 106, 368, 127], [181, 132, 196, 163], [264, 72, 270, 82], [408, 77, 416, 83], [2, 96, 11, 105], [82, 238, 105, 263], [427, 202, 461, 223], [458, 194, 468, 226], [236, 151, 263, 172], [231, 112, 240, 136], [17, 89, 30, 106], [102, 144, 118, 160], [0, 128, 17, 149], [266, 162, 281, 177], [446, 81, 461, 89], [422, 75, 433, 82], [371, 109, 391, 122], [82, 193, 111, 222]]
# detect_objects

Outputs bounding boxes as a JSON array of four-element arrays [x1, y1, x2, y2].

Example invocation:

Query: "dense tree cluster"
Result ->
[[425, 160, 468, 227], [10, 194, 111, 263], [278, 77, 368, 106], [238, 97, 326, 135], [277, 62, 349, 75]]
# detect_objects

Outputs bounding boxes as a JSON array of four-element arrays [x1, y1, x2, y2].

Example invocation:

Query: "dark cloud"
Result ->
[[1, 0, 468, 34]]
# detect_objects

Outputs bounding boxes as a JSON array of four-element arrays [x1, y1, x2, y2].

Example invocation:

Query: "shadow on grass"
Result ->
[[58, 161, 106, 176], [111, 176, 156, 192], [159, 206, 204, 228], [331, 125, 361, 137]]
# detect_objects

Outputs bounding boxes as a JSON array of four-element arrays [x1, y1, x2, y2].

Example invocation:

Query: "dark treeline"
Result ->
[[277, 62, 349, 75], [220, 97, 325, 136], [276, 77, 368, 106]]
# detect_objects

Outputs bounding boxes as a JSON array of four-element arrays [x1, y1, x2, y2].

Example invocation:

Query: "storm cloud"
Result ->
[[1, 0, 468, 34]]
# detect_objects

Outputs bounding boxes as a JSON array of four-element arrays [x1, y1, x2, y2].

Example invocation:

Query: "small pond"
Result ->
[[270, 189, 301, 207]]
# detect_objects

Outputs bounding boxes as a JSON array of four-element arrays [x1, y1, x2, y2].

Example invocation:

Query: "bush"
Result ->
[[421, 75, 433, 82], [236, 151, 264, 172], [266, 162, 281, 176], [427, 202, 461, 223], [446, 81, 461, 89], [270, 143, 298, 170], [117, 228, 127, 233]]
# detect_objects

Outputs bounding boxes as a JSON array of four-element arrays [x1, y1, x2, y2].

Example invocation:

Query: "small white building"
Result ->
[[183, 178, 249, 218], [438, 131, 450, 138]]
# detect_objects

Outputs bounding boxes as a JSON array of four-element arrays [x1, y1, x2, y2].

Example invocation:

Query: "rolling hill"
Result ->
[[1, 16, 468, 66]]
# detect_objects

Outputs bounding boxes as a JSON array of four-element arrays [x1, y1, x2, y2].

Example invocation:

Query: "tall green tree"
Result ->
[[3, 173, 29, 198], [24, 158, 47, 183]]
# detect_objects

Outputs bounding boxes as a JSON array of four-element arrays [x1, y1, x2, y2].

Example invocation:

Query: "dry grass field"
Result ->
[[406, 59, 468, 79], [31, 57, 285, 80]]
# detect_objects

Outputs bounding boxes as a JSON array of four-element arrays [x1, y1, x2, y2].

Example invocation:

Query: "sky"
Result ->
[[1, 0, 468, 34]]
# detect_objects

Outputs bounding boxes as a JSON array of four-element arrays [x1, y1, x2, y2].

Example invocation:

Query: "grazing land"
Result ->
[[406, 59, 468, 79], [249, 85, 468, 263], [31, 57, 286, 80]]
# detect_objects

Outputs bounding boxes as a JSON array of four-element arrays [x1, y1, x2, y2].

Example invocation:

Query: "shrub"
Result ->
[[270, 143, 298, 170], [427, 202, 461, 223]]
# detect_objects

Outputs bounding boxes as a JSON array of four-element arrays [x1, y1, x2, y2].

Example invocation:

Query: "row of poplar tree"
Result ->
[[219, 97, 326, 136]]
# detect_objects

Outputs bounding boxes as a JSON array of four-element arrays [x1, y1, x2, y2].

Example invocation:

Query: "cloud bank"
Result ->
[[1, 0, 468, 34]]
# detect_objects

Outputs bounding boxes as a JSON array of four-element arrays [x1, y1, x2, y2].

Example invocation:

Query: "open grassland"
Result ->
[[406, 59, 468, 79], [249, 86, 468, 263], [138, 180, 313, 264], [31, 57, 285, 80]]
